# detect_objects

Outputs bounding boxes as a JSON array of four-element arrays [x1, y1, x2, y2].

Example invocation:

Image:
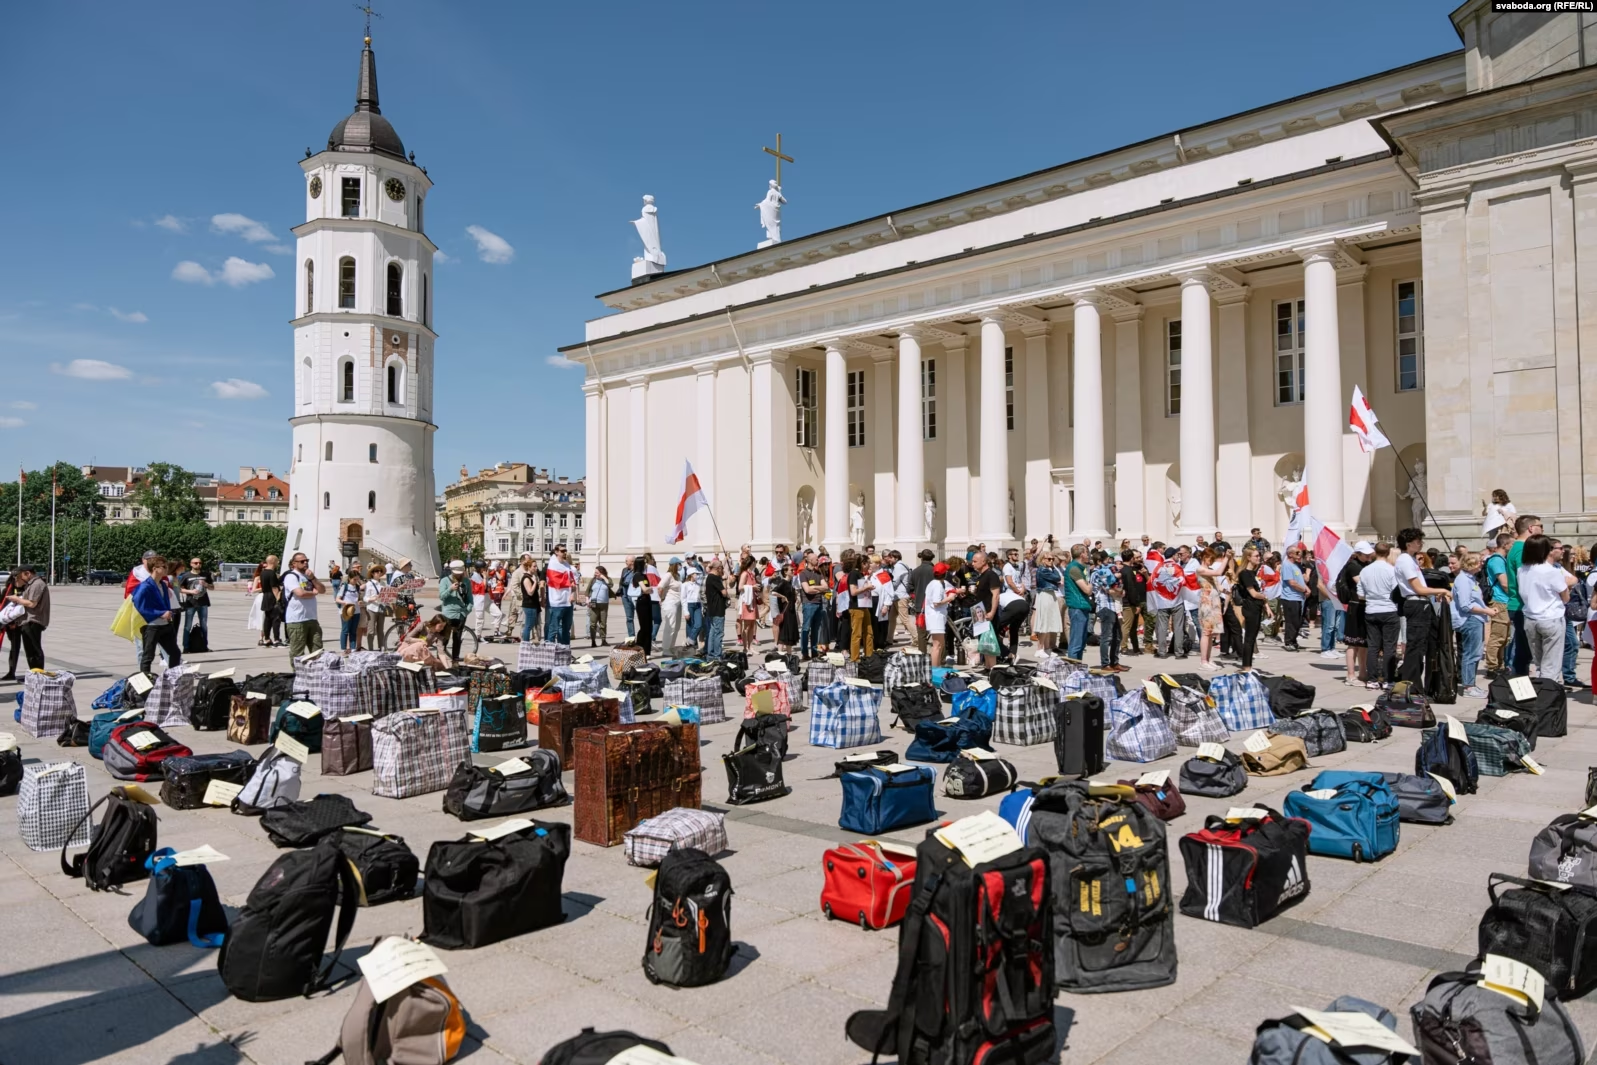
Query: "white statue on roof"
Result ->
[[756, 180, 786, 248], [631, 195, 666, 280]]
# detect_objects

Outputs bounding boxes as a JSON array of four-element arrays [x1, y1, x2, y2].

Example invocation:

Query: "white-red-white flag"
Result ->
[[1307, 516, 1353, 600], [1349, 386, 1391, 453], [665, 460, 708, 544], [1287, 479, 1313, 546]]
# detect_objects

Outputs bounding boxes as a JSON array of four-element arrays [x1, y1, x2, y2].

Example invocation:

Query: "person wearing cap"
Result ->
[[923, 562, 959, 666], [438, 560, 471, 661], [282, 552, 326, 665]]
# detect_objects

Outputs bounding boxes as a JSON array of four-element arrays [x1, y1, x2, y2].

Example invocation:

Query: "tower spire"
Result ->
[[353, 3, 382, 114]]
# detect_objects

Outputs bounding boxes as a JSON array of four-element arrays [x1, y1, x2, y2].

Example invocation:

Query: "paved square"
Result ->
[[3, 585, 1595, 1064]]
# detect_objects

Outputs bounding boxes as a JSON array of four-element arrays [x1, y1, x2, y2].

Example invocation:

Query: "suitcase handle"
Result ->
[[1487, 870, 1582, 905], [837, 842, 909, 881]]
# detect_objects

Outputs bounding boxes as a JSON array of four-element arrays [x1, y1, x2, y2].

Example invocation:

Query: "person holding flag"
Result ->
[[543, 545, 576, 645]]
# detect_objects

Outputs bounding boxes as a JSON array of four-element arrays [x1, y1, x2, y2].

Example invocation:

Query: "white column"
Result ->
[[1112, 305, 1146, 538], [1300, 247, 1346, 531], [1021, 323, 1051, 542], [1071, 297, 1109, 538], [750, 352, 785, 549], [978, 315, 1011, 544], [1177, 274, 1216, 531], [1214, 288, 1252, 539], [627, 374, 649, 549], [693, 362, 718, 554], [872, 350, 895, 546], [942, 336, 971, 549], [582, 380, 604, 561], [823, 341, 850, 545], [896, 330, 925, 549]]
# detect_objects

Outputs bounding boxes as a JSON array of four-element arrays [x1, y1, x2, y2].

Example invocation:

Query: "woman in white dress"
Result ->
[[655, 559, 684, 654], [245, 563, 265, 634], [1031, 551, 1064, 652], [1481, 488, 1516, 542]]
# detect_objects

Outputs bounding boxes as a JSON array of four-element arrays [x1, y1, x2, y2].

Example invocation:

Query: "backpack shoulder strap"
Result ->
[[59, 792, 110, 879], [308, 848, 362, 995]]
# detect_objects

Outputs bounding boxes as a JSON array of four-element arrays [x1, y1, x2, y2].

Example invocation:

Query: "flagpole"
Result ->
[[1390, 449, 1452, 552], [50, 468, 57, 584], [14, 466, 20, 568]]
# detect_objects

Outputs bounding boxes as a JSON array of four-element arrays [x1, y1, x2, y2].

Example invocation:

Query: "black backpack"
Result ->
[[333, 828, 419, 906], [190, 676, 239, 730], [0, 743, 21, 796], [723, 743, 790, 805], [128, 847, 228, 947], [1416, 724, 1479, 796], [540, 1029, 676, 1065], [57, 719, 90, 747], [642, 848, 735, 987], [888, 684, 941, 730], [856, 650, 892, 684], [624, 664, 664, 700], [183, 625, 209, 654], [1340, 706, 1393, 743], [442, 752, 568, 821], [845, 830, 1055, 1064], [735, 713, 789, 759], [260, 794, 374, 848], [60, 788, 160, 892], [217, 837, 358, 1001]]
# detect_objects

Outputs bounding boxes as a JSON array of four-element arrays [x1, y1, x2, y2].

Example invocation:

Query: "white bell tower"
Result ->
[[284, 34, 441, 578]]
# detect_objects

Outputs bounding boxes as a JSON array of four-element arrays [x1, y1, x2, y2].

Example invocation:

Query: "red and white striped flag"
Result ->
[[1349, 386, 1391, 453], [1307, 516, 1353, 599], [665, 459, 708, 544]]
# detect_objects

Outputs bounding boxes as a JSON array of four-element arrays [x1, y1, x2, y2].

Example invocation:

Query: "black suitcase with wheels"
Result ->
[[1052, 692, 1105, 777]]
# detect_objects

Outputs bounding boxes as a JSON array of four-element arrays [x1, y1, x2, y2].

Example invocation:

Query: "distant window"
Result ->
[[325, 441, 334, 461], [369, 443, 378, 463], [367, 491, 376, 513], [386, 262, 403, 317], [112, 508, 121, 518], [244, 487, 257, 499], [238, 510, 247, 521], [304, 260, 314, 314], [1166, 320, 1181, 417], [416, 196, 424, 232], [846, 369, 865, 448], [574, 514, 583, 528], [422, 274, 429, 327], [921, 358, 937, 440], [497, 538, 510, 554], [1004, 347, 1015, 431], [1396, 280, 1423, 392], [297, 443, 303, 461], [339, 257, 356, 309], [269, 487, 281, 500], [559, 514, 568, 528], [794, 366, 817, 448], [340, 360, 354, 403], [1275, 299, 1306, 405], [341, 176, 361, 218], [386, 363, 400, 404], [323, 492, 330, 510]]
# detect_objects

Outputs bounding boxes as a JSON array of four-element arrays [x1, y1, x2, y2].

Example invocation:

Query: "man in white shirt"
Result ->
[[1394, 527, 1451, 686], [1178, 545, 1202, 653], [282, 552, 324, 665], [1358, 542, 1400, 688]]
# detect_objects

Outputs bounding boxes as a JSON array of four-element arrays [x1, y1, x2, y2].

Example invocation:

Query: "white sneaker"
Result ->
[[1460, 686, 1487, 699], [1319, 649, 1341, 660]]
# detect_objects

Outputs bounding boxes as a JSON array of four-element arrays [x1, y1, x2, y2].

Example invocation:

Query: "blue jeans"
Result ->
[[705, 615, 725, 658], [1458, 616, 1484, 688], [545, 605, 574, 644], [621, 593, 636, 637], [685, 603, 704, 647], [1097, 608, 1121, 666], [801, 602, 824, 657], [339, 611, 360, 651], [182, 606, 208, 643], [521, 606, 540, 641], [1320, 601, 1344, 651], [1564, 618, 1581, 683], [1066, 606, 1091, 660]]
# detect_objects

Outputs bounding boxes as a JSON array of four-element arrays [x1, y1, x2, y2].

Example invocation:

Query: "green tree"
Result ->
[[437, 529, 469, 565], [0, 463, 105, 525], [129, 462, 205, 524]]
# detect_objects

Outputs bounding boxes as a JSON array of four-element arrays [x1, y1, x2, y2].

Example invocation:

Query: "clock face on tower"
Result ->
[[309, 176, 322, 199], [385, 178, 406, 202]]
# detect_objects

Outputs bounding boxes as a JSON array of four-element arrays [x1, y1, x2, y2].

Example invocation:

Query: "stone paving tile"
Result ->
[[0, 986, 243, 1065], [1094, 1016, 1253, 1065]]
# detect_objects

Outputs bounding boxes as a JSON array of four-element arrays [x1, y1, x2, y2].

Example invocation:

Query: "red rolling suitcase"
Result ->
[[820, 841, 918, 929]]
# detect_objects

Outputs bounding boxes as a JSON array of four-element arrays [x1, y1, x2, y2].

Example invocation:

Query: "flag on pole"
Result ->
[[1349, 386, 1391, 453], [665, 459, 708, 544], [1286, 480, 1312, 546], [1307, 515, 1353, 601]]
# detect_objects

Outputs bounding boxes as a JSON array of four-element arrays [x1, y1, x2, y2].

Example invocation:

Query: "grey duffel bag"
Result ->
[[1528, 814, 1597, 891], [1410, 964, 1584, 1065], [1251, 996, 1405, 1065], [1379, 771, 1453, 825], [1267, 710, 1347, 758], [1178, 750, 1248, 798]]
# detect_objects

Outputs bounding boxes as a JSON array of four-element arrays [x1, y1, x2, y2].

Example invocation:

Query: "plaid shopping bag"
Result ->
[[1105, 689, 1178, 763], [143, 666, 198, 729], [554, 663, 609, 699], [992, 681, 1057, 746], [750, 667, 802, 711], [293, 651, 337, 673], [743, 676, 793, 719], [1208, 672, 1277, 732], [1421, 721, 1528, 777], [1164, 686, 1230, 747], [371, 708, 471, 798], [804, 658, 855, 692], [353, 665, 435, 718], [807, 680, 884, 749], [20, 670, 78, 739], [663, 676, 727, 724], [623, 807, 728, 867], [1062, 668, 1122, 708], [306, 663, 359, 721], [17, 761, 91, 851], [882, 650, 932, 689], [342, 650, 401, 673], [518, 641, 572, 672]]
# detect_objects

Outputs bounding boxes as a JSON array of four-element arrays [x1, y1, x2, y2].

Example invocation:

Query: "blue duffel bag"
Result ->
[[905, 710, 992, 763], [91, 678, 128, 711], [950, 686, 996, 722], [1281, 770, 1400, 862], [839, 764, 938, 834], [89, 708, 134, 760]]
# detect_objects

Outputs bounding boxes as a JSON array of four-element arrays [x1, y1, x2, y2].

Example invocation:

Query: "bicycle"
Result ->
[[380, 601, 480, 657]]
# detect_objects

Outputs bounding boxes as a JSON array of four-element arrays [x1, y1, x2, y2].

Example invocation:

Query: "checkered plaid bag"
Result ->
[[804, 658, 855, 692], [663, 676, 727, 724], [808, 680, 884, 749], [1422, 721, 1529, 777], [1209, 672, 1277, 732], [1164, 686, 1231, 747], [1035, 652, 1089, 687], [371, 708, 471, 798], [1061, 668, 1122, 707], [17, 761, 91, 851], [143, 666, 199, 729], [305, 663, 359, 721], [609, 643, 646, 684], [1105, 689, 1178, 763], [883, 650, 932, 689], [20, 671, 78, 739], [743, 676, 793, 719], [623, 807, 728, 867], [518, 641, 572, 672], [353, 665, 435, 719], [750, 668, 802, 712], [992, 681, 1057, 746], [343, 650, 401, 673], [293, 651, 336, 673], [554, 663, 609, 699]]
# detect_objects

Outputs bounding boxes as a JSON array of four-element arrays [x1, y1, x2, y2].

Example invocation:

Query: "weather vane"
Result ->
[[354, 2, 382, 39], [762, 133, 794, 187]]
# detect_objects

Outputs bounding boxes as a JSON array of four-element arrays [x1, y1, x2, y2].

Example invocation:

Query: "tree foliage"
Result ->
[[129, 462, 206, 524], [437, 529, 470, 565], [9, 521, 286, 580], [0, 463, 105, 525]]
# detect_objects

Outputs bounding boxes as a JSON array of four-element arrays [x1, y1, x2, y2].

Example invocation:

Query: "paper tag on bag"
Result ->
[[1445, 714, 1467, 743], [127, 673, 154, 695], [1480, 953, 1545, 1011], [0, 732, 15, 753], [1521, 754, 1544, 775], [1141, 680, 1164, 705], [274, 733, 310, 762], [202, 779, 243, 806], [826, 652, 845, 665], [1244, 731, 1273, 753], [1226, 807, 1268, 821], [1196, 742, 1226, 762], [600, 687, 625, 699], [1035, 676, 1059, 692], [934, 811, 1023, 867], [1490, 707, 1519, 719], [1290, 1006, 1418, 1056], [341, 713, 374, 723], [961, 747, 998, 761], [568, 692, 594, 704], [1508, 676, 1537, 703], [469, 818, 535, 842], [284, 701, 321, 719], [609, 1048, 694, 1065], [117, 707, 144, 722], [766, 661, 789, 674], [1303, 789, 1339, 800], [577, 654, 594, 664], [125, 730, 161, 751], [843, 677, 875, 688], [208, 667, 236, 680], [120, 784, 160, 805], [493, 758, 531, 776], [1429, 773, 1458, 802], [245, 690, 267, 700], [358, 937, 450, 1004], [970, 679, 992, 694], [398, 660, 425, 672], [170, 844, 230, 867], [1136, 770, 1171, 787]]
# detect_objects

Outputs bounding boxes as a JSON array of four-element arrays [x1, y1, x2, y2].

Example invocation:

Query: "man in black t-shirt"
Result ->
[[971, 551, 1003, 667], [703, 561, 728, 658], [178, 557, 212, 647], [1119, 549, 1146, 654]]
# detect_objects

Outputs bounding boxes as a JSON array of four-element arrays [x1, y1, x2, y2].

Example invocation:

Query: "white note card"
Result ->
[[1141, 680, 1164, 705], [1480, 953, 1545, 1011], [358, 937, 450, 1004], [274, 733, 310, 762], [1226, 807, 1268, 821], [208, 667, 236, 680], [1303, 789, 1339, 800], [170, 844, 230, 867], [1508, 676, 1537, 703], [568, 692, 594, 704], [493, 758, 531, 776], [766, 661, 789, 674], [1429, 772, 1458, 802], [126, 730, 161, 751], [1290, 1006, 1417, 1056], [970, 679, 992, 693], [1244, 731, 1273, 753], [470, 818, 535, 842], [398, 661, 424, 672], [1196, 742, 1227, 762], [1492, 707, 1519, 719], [962, 747, 998, 761], [341, 713, 374, 723], [934, 811, 1023, 867], [285, 701, 321, 719], [825, 652, 846, 665], [1522, 754, 1544, 775], [608, 1047, 696, 1065], [1035, 676, 1059, 692], [202, 779, 243, 806], [117, 707, 144, 721], [127, 673, 154, 695], [1135, 770, 1170, 787], [0, 732, 15, 753], [1445, 715, 1467, 743], [600, 688, 625, 699], [577, 654, 594, 664], [843, 677, 876, 688]]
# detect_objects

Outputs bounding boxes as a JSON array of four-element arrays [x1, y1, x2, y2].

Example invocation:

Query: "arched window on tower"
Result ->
[[386, 263, 403, 317], [340, 359, 354, 403], [422, 274, 429, 327], [386, 361, 403, 404], [304, 260, 314, 315], [367, 491, 376, 513], [339, 257, 356, 309], [325, 441, 334, 461]]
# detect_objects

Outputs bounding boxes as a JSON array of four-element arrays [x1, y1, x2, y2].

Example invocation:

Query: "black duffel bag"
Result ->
[[736, 713, 789, 759], [259, 793, 373, 848], [1478, 872, 1597, 1000], [1339, 706, 1392, 743], [856, 650, 892, 685], [942, 752, 1017, 799], [333, 828, 419, 906], [1260, 673, 1316, 715], [159, 751, 256, 810], [442, 751, 567, 821], [421, 821, 570, 949], [724, 742, 790, 805], [541, 1029, 677, 1065], [1487, 676, 1567, 739], [240, 671, 296, 707], [1267, 710, 1346, 758], [888, 683, 942, 730], [1476, 704, 1540, 750]]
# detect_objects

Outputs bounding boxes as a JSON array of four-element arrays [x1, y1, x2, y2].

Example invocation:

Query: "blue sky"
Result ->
[[0, 1, 1463, 487]]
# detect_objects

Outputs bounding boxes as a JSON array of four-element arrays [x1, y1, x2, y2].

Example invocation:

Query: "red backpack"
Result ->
[[103, 721, 193, 782]]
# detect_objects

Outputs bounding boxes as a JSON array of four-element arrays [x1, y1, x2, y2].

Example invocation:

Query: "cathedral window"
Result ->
[[339, 359, 354, 402], [304, 260, 314, 314], [422, 274, 429, 327], [368, 491, 376, 513], [1274, 299, 1306, 405], [846, 370, 865, 448], [386, 262, 403, 317], [339, 257, 356, 309], [1396, 280, 1423, 392], [1165, 321, 1182, 417], [794, 366, 817, 448], [341, 176, 361, 218], [326, 441, 334, 461], [386, 362, 402, 404]]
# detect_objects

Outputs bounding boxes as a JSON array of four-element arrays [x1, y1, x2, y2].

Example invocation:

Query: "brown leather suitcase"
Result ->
[[573, 722, 702, 846], [322, 716, 374, 775], [226, 693, 272, 745], [537, 698, 621, 765]]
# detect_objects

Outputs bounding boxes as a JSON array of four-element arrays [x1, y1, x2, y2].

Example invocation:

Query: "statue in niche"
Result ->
[[1008, 488, 1016, 539], [797, 497, 813, 548], [923, 492, 936, 543], [849, 492, 866, 546], [1167, 484, 1182, 529], [1398, 460, 1430, 530], [1277, 467, 1306, 521]]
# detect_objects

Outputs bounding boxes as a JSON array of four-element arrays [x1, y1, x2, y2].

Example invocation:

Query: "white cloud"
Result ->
[[433, 249, 453, 264], [211, 213, 277, 243], [51, 359, 133, 380], [211, 378, 268, 400], [0, 417, 23, 429], [466, 225, 514, 264], [173, 260, 214, 285], [219, 257, 275, 287], [109, 308, 148, 323], [264, 243, 292, 256], [154, 214, 186, 232], [10, 401, 37, 410], [545, 355, 579, 369]]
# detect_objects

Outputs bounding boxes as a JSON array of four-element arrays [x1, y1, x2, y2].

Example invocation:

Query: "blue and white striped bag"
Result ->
[[1062, 669, 1122, 708], [1105, 689, 1178, 764], [808, 680, 884, 749], [1209, 671, 1277, 733]]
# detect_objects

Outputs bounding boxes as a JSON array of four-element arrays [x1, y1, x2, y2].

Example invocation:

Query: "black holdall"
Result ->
[[888, 683, 941, 731], [127, 847, 228, 947], [1478, 872, 1597, 1000], [421, 821, 570, 950], [191, 675, 240, 730], [642, 847, 736, 988], [1476, 704, 1541, 751], [56, 719, 90, 747], [333, 828, 420, 906], [735, 713, 789, 759], [159, 751, 256, 810], [1178, 807, 1312, 929], [1179, 748, 1248, 798], [442, 752, 567, 822], [1268, 710, 1347, 758], [260, 793, 374, 848], [856, 649, 892, 685], [1258, 673, 1316, 715], [1052, 691, 1106, 778], [942, 749, 1018, 799], [217, 837, 359, 1002], [828, 749, 898, 778], [1528, 813, 1597, 891], [60, 787, 160, 892], [0, 738, 21, 796], [723, 743, 790, 805], [539, 1029, 676, 1065], [1487, 675, 1568, 739], [1340, 706, 1393, 743]]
